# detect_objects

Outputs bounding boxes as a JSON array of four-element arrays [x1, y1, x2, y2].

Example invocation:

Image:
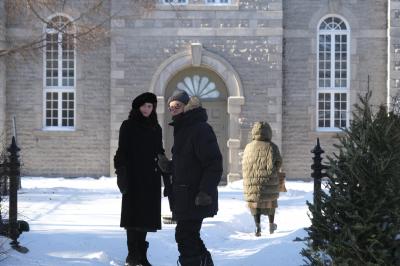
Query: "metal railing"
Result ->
[[310, 138, 329, 213], [0, 136, 29, 253]]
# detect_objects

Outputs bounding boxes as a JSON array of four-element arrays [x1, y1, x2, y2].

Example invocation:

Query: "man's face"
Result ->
[[168, 100, 185, 116]]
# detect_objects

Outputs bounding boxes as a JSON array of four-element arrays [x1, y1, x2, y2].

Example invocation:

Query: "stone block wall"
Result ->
[[0, 0, 392, 179], [5, 2, 111, 176], [390, 0, 400, 102], [0, 1, 5, 140], [282, 0, 388, 178], [110, 0, 283, 176]]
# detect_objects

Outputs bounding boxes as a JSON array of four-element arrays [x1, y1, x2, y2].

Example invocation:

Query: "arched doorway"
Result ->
[[149, 44, 245, 183], [164, 67, 229, 180]]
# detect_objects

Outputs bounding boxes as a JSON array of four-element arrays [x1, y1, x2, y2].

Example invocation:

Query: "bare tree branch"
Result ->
[[2, 0, 157, 58], [26, 0, 51, 25]]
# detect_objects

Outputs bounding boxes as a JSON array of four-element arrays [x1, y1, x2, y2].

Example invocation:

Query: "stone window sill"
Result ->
[[156, 3, 239, 11], [308, 131, 344, 139], [33, 129, 85, 137]]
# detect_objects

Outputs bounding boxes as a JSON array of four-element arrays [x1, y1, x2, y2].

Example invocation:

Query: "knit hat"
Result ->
[[167, 90, 190, 106], [132, 92, 157, 109]]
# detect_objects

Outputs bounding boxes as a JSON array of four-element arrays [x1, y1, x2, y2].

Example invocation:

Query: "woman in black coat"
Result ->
[[114, 92, 164, 266]]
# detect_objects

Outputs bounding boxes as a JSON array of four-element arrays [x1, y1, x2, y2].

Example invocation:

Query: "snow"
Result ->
[[1, 177, 313, 266]]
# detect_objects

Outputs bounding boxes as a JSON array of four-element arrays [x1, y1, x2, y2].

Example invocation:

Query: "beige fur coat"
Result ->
[[242, 122, 282, 209]]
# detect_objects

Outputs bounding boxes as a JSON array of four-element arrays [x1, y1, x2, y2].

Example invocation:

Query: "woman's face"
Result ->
[[139, 103, 154, 117]]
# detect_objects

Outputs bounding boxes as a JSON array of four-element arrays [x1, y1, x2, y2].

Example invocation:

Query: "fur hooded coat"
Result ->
[[242, 122, 282, 207], [169, 96, 223, 220]]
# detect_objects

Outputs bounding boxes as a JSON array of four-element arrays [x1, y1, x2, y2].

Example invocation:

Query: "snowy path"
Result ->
[[1, 177, 312, 266]]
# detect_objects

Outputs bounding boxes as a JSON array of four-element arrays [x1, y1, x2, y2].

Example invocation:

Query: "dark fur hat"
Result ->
[[132, 92, 157, 109]]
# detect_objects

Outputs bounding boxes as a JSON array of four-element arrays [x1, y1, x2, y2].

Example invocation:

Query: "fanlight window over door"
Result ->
[[169, 67, 227, 101], [176, 75, 220, 99]]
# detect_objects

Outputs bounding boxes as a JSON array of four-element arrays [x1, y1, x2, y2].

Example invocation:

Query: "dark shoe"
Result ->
[[255, 222, 261, 237], [269, 223, 277, 234], [125, 253, 142, 266], [201, 251, 214, 266], [139, 241, 152, 266], [178, 255, 202, 266]]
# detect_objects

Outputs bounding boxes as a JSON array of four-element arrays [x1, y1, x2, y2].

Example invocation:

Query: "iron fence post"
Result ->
[[311, 138, 327, 213], [7, 136, 20, 247]]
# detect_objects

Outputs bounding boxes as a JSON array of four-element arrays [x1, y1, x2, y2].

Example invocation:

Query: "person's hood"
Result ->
[[183, 96, 201, 113], [251, 121, 272, 141], [170, 96, 207, 128]]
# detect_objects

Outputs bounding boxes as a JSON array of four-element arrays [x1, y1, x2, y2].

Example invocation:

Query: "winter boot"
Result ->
[[253, 214, 261, 237], [178, 255, 202, 266], [139, 241, 152, 266], [269, 223, 277, 234], [125, 253, 142, 266], [126, 242, 142, 265], [255, 222, 261, 237], [126, 233, 142, 266], [201, 251, 214, 266]]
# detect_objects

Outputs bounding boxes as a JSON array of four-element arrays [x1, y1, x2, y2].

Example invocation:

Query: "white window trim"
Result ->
[[316, 15, 351, 132], [42, 89, 76, 131], [42, 13, 77, 131]]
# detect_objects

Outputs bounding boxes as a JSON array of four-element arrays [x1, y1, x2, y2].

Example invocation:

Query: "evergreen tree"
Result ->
[[302, 92, 400, 265]]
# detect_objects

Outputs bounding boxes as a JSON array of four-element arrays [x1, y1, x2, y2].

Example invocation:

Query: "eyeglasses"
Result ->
[[168, 103, 183, 111]]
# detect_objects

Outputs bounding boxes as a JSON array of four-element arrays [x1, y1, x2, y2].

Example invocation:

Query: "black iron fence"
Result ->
[[0, 136, 29, 253], [310, 138, 329, 212]]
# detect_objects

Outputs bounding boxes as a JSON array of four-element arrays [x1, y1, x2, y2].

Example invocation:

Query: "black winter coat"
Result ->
[[114, 116, 164, 230], [169, 106, 223, 220]]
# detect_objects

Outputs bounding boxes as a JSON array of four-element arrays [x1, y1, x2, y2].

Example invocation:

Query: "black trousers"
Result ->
[[175, 219, 207, 258]]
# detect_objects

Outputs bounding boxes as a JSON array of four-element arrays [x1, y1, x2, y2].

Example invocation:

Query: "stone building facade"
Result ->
[[0, 3, 5, 140], [0, 0, 395, 181]]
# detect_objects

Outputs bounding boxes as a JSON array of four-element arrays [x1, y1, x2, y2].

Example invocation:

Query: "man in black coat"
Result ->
[[159, 90, 223, 266]]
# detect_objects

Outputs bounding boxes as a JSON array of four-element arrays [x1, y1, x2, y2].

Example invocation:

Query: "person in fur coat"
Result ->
[[114, 92, 166, 266], [242, 121, 282, 236]]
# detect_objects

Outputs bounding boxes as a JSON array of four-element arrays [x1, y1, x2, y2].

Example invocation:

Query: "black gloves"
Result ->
[[195, 191, 212, 206], [157, 154, 172, 174], [115, 166, 128, 194]]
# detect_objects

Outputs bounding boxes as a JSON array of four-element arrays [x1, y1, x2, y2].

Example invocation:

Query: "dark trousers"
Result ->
[[126, 229, 147, 254], [175, 219, 207, 258]]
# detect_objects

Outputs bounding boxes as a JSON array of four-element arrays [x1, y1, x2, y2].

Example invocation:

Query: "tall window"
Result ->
[[317, 16, 349, 131], [44, 15, 75, 130]]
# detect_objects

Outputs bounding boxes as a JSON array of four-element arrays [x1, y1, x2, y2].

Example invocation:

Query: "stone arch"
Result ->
[[149, 44, 245, 182]]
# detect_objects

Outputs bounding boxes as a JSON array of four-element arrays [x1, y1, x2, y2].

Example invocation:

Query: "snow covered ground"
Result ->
[[1, 177, 313, 266]]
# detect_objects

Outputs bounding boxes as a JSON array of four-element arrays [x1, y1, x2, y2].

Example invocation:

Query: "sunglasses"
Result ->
[[168, 103, 183, 111]]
